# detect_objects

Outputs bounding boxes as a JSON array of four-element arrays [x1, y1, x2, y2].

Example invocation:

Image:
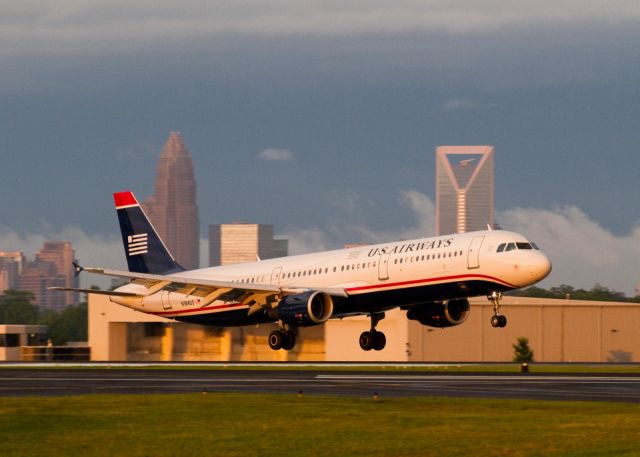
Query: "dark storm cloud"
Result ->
[[1, 2, 640, 292]]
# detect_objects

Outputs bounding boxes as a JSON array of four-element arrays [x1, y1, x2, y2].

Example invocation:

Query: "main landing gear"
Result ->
[[488, 291, 507, 328], [359, 312, 386, 351], [269, 325, 296, 351]]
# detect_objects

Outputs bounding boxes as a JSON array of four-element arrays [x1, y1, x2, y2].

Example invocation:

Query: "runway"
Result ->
[[1, 368, 640, 402]]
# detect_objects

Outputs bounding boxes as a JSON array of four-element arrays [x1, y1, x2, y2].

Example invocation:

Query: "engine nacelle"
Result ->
[[275, 291, 334, 327], [406, 298, 470, 328]]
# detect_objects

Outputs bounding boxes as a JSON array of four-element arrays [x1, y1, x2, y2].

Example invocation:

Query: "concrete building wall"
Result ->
[[325, 310, 410, 361], [89, 295, 323, 362], [0, 325, 47, 361], [89, 294, 640, 362]]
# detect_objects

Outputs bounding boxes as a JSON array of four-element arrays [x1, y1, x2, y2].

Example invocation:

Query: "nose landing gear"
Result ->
[[359, 312, 386, 351], [488, 291, 507, 328]]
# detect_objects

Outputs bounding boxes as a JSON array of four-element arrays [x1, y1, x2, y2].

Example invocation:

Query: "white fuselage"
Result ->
[[113, 229, 551, 324]]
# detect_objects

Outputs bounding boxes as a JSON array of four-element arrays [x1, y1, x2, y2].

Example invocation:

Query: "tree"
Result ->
[[0, 290, 38, 324], [513, 337, 534, 363], [38, 302, 88, 345], [511, 284, 639, 303]]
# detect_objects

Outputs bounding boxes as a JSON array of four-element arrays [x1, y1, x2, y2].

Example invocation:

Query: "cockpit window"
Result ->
[[497, 241, 540, 253]]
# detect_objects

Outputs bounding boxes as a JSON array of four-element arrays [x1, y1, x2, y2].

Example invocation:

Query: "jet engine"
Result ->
[[406, 298, 470, 328], [275, 291, 334, 327]]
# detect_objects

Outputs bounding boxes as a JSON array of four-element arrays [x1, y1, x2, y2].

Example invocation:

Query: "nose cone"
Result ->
[[529, 253, 552, 284]]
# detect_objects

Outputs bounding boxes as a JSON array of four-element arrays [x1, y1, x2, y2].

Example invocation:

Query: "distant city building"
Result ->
[[436, 146, 494, 235], [142, 132, 199, 269], [0, 251, 25, 292], [17, 241, 78, 311], [209, 223, 288, 266]]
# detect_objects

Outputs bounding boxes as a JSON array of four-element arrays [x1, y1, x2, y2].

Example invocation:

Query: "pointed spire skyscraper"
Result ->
[[143, 132, 199, 269]]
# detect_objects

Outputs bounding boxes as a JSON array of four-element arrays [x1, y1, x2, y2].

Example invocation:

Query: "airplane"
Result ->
[[53, 190, 552, 352]]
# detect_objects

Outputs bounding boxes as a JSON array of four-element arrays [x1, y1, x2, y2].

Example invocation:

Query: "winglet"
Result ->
[[113, 191, 138, 208], [72, 260, 84, 278]]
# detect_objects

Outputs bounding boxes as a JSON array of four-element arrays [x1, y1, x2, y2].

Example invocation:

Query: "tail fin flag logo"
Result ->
[[127, 233, 149, 256]]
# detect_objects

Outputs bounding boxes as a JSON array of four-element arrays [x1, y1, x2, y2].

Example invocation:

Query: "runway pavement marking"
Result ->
[[315, 375, 640, 382]]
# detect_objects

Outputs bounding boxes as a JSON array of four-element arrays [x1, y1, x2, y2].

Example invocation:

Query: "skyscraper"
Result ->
[[436, 146, 494, 235], [143, 132, 199, 269], [0, 251, 24, 292], [17, 241, 78, 310], [209, 223, 288, 266]]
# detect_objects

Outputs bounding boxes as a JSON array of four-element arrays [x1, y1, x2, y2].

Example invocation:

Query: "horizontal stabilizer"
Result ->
[[48, 287, 142, 298]]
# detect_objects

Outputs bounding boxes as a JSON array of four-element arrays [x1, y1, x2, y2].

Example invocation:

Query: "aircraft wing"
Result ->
[[53, 267, 349, 311], [85, 267, 284, 293]]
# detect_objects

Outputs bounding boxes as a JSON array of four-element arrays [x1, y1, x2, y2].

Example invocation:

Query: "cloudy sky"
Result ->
[[1, 1, 639, 293]]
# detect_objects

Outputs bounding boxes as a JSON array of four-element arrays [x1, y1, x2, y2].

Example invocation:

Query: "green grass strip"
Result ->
[[1, 393, 639, 457]]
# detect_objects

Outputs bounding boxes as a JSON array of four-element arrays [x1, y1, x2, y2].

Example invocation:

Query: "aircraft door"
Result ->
[[378, 253, 391, 280], [467, 236, 485, 269], [270, 267, 283, 286], [161, 290, 172, 310]]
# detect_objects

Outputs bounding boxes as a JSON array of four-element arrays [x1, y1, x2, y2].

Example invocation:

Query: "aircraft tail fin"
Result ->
[[113, 191, 184, 274]]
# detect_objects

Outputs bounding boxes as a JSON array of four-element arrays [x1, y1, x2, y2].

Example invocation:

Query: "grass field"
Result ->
[[1, 393, 639, 457]]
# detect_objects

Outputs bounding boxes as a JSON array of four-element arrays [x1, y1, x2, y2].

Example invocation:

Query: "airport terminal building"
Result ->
[[88, 294, 640, 362]]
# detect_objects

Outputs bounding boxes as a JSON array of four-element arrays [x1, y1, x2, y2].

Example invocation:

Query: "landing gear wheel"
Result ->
[[490, 315, 508, 328], [282, 331, 296, 351], [359, 331, 375, 351], [488, 291, 507, 329], [373, 331, 386, 351], [268, 330, 284, 350]]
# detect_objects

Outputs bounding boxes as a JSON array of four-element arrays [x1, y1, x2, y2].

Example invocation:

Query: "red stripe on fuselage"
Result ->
[[345, 273, 517, 293], [151, 274, 514, 319]]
